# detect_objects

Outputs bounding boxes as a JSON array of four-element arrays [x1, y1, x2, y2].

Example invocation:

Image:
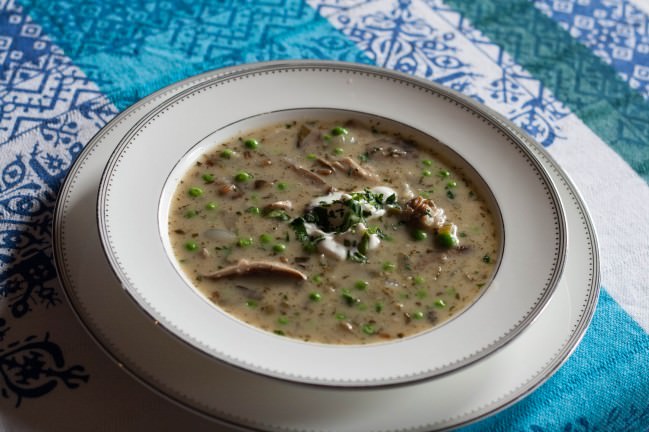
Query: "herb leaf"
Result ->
[[289, 217, 321, 252], [348, 250, 368, 263]]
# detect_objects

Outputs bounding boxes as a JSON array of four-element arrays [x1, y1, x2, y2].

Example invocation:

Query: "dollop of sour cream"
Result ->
[[305, 186, 397, 261]]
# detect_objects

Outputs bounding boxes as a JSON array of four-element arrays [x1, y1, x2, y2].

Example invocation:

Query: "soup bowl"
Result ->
[[97, 61, 566, 387]]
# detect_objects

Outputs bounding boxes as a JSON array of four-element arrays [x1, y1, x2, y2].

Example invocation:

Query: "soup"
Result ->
[[168, 118, 500, 344]]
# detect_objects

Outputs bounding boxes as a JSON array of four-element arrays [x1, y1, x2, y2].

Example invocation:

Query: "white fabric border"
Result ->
[[548, 117, 649, 333]]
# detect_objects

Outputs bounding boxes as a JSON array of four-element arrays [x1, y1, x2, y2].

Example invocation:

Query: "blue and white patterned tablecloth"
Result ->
[[1, 0, 648, 430]]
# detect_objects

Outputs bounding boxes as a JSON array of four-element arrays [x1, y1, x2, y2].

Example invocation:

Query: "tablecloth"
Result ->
[[0, 0, 648, 430]]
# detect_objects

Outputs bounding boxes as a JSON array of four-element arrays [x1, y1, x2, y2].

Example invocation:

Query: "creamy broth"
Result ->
[[168, 118, 500, 344]]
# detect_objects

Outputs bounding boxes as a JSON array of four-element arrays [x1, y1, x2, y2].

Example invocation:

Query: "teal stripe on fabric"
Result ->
[[445, 0, 649, 183], [532, 0, 649, 101], [18, 0, 369, 110], [461, 289, 649, 431]]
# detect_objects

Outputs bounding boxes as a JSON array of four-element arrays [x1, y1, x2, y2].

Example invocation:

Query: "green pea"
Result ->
[[446, 180, 457, 188], [277, 316, 289, 325], [307, 153, 317, 160], [259, 233, 272, 244], [436, 232, 459, 248], [434, 299, 447, 308], [354, 280, 369, 290], [414, 275, 425, 285], [238, 237, 253, 247], [312, 274, 323, 284], [234, 171, 252, 182], [331, 126, 348, 136], [184, 241, 198, 252], [483, 254, 492, 263], [246, 206, 261, 215], [439, 169, 450, 178], [245, 300, 258, 308], [374, 302, 383, 313], [202, 173, 215, 183], [422, 159, 433, 166], [276, 182, 288, 191], [413, 311, 425, 320], [205, 202, 217, 210], [413, 229, 428, 241], [309, 292, 322, 302], [272, 244, 286, 253], [333, 147, 344, 156], [188, 187, 203, 197], [244, 138, 259, 149], [422, 169, 432, 177], [220, 149, 233, 159], [335, 312, 346, 320], [184, 209, 197, 218], [362, 324, 375, 335], [382, 261, 396, 272]]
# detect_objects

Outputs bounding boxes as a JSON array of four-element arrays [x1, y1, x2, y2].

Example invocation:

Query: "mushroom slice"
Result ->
[[291, 165, 329, 186], [334, 157, 378, 180], [264, 200, 293, 211], [296, 124, 321, 148], [203, 259, 307, 281], [283, 158, 332, 189], [315, 157, 336, 170]]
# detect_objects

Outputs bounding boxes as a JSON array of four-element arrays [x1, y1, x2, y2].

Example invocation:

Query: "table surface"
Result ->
[[0, 0, 648, 431]]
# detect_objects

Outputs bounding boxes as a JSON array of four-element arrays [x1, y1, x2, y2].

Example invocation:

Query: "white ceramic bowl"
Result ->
[[97, 61, 566, 387]]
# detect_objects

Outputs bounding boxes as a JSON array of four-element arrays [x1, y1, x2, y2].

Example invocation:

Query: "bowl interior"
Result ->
[[158, 108, 504, 346]]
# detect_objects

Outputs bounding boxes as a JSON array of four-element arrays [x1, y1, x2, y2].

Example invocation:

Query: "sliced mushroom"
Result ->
[[315, 157, 336, 170], [365, 136, 417, 159], [296, 124, 321, 148], [293, 165, 330, 186], [339, 321, 354, 333], [333, 157, 378, 180], [203, 259, 307, 281], [283, 158, 332, 190], [296, 124, 311, 147], [217, 183, 244, 199], [264, 200, 293, 211]]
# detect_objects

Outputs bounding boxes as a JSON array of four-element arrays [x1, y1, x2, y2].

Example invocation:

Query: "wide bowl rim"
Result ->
[[96, 60, 567, 387]]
